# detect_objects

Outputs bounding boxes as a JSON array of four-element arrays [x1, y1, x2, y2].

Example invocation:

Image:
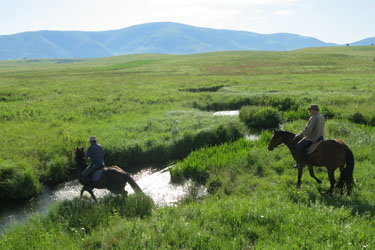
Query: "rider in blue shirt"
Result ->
[[82, 136, 105, 181]]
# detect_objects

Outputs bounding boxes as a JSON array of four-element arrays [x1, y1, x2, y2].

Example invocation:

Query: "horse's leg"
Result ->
[[297, 168, 303, 188], [308, 165, 322, 184], [326, 167, 336, 194], [337, 166, 345, 195], [80, 186, 85, 198], [119, 181, 128, 197], [121, 189, 128, 197], [87, 189, 97, 202]]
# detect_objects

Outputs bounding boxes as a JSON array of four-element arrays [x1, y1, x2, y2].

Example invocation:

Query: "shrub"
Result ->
[[370, 116, 375, 126], [239, 106, 281, 129], [105, 122, 244, 171], [321, 106, 335, 119], [268, 96, 296, 111], [0, 162, 41, 201], [349, 112, 367, 125], [41, 155, 70, 185], [283, 107, 310, 122]]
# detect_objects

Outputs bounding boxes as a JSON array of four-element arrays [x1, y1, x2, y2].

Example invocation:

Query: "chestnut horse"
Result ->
[[267, 129, 355, 195], [75, 147, 143, 201]]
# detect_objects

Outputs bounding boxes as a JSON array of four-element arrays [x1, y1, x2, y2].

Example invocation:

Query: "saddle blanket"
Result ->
[[306, 140, 324, 155]]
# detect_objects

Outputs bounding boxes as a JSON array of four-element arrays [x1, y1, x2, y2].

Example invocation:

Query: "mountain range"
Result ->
[[0, 22, 374, 60]]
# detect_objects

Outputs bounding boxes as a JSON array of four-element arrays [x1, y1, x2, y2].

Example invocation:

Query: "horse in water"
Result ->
[[267, 129, 355, 195], [74, 147, 143, 201]]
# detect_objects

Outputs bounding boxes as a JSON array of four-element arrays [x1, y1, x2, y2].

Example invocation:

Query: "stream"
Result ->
[[0, 167, 196, 234]]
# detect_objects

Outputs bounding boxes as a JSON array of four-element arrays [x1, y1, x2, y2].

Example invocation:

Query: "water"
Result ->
[[213, 110, 259, 141], [213, 110, 239, 116], [125, 168, 193, 206], [246, 134, 259, 141], [0, 167, 195, 234]]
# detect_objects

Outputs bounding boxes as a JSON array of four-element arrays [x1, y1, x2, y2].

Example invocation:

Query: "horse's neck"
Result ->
[[76, 158, 87, 173], [283, 132, 299, 155]]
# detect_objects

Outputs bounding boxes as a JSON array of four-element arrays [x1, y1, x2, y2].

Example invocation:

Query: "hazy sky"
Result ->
[[0, 0, 373, 44]]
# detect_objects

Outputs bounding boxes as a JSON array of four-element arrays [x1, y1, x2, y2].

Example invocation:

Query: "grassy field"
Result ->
[[0, 46, 375, 248]]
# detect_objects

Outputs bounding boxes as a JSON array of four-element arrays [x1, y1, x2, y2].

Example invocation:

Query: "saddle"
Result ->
[[306, 140, 324, 155]]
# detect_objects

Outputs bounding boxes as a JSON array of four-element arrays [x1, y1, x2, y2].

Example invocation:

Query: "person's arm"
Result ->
[[301, 115, 317, 137], [86, 147, 92, 161]]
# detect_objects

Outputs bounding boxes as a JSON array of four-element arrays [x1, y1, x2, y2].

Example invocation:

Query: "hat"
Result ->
[[89, 136, 97, 142], [308, 104, 320, 111]]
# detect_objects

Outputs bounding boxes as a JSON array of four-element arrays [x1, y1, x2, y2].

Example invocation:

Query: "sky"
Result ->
[[0, 0, 374, 44]]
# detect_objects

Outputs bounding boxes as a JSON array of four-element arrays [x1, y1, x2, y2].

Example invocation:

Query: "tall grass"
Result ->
[[2, 120, 374, 248], [0, 193, 154, 249]]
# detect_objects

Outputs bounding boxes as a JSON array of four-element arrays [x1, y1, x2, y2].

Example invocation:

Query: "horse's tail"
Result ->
[[335, 147, 355, 195], [124, 174, 144, 194]]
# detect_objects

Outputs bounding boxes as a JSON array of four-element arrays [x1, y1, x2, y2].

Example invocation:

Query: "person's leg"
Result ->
[[294, 139, 312, 168], [82, 164, 95, 183]]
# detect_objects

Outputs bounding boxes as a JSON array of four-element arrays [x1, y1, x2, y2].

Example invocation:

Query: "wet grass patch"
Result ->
[[193, 95, 297, 112]]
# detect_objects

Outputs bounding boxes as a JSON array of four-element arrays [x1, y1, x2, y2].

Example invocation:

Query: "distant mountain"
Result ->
[[0, 22, 367, 60], [350, 37, 375, 46]]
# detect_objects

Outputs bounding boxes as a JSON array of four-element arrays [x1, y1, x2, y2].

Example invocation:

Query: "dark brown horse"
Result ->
[[267, 129, 355, 195], [74, 147, 143, 201]]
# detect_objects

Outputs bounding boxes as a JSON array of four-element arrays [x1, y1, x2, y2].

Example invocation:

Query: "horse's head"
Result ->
[[74, 146, 86, 172], [268, 129, 285, 151], [268, 129, 297, 151]]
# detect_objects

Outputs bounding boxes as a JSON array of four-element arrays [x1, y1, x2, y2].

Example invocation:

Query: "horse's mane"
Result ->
[[275, 129, 300, 143], [275, 129, 296, 137], [281, 130, 296, 136], [75, 147, 87, 170]]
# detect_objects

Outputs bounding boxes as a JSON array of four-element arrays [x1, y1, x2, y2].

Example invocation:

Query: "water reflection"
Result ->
[[126, 168, 192, 207]]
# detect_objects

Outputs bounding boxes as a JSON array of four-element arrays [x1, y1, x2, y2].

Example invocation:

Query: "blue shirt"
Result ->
[[87, 143, 105, 166]]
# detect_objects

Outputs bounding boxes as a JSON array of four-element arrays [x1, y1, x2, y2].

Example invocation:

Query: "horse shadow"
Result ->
[[307, 190, 375, 217]]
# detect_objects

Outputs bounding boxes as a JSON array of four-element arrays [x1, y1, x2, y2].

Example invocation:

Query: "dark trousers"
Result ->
[[295, 139, 313, 166]]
